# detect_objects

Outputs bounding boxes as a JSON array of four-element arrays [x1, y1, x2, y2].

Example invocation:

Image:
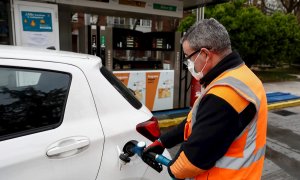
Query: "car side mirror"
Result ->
[[136, 117, 161, 142]]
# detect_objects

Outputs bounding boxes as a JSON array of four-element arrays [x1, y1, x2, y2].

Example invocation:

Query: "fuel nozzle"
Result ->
[[119, 140, 139, 164], [119, 140, 164, 173], [134, 141, 146, 156]]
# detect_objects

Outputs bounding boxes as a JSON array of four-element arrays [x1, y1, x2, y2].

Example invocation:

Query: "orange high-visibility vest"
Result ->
[[184, 63, 268, 180]]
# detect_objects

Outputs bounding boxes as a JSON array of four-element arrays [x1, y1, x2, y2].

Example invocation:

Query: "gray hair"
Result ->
[[181, 18, 231, 53]]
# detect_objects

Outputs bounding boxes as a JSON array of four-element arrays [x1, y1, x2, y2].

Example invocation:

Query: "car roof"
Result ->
[[0, 45, 102, 67]]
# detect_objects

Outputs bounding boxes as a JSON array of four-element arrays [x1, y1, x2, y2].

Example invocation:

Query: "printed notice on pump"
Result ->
[[21, 11, 53, 32], [14, 1, 59, 49]]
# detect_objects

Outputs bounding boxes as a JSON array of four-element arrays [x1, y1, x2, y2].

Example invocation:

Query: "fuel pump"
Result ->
[[91, 35, 97, 55], [100, 35, 106, 65], [88, 24, 100, 56]]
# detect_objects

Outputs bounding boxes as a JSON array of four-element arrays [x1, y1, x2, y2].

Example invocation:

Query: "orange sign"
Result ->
[[146, 72, 160, 110], [113, 73, 130, 86]]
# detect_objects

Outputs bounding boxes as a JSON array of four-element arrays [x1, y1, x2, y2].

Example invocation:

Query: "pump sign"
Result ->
[[114, 70, 174, 111], [21, 11, 53, 32]]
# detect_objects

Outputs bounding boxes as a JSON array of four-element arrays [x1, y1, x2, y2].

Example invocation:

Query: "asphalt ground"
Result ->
[[157, 81, 300, 180]]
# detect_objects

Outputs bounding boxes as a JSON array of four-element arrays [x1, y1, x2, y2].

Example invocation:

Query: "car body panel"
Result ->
[[0, 45, 171, 180], [0, 57, 104, 180]]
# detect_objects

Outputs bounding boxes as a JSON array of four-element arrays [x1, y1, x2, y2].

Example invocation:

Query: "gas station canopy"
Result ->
[[38, 0, 230, 19], [183, 0, 230, 10]]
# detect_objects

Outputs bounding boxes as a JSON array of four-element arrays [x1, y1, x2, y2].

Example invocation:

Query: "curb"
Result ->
[[158, 117, 186, 128], [158, 99, 300, 128], [267, 99, 300, 110]]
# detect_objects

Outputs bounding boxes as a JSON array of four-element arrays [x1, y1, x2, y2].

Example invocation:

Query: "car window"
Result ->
[[100, 66, 142, 109], [0, 67, 71, 141]]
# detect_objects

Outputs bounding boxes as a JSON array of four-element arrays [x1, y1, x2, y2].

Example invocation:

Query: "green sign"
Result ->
[[101, 35, 105, 47], [153, 3, 177, 12]]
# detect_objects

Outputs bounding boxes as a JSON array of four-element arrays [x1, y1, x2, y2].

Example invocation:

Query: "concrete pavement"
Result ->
[[263, 105, 300, 179], [159, 81, 300, 180], [158, 81, 300, 128], [264, 81, 300, 96]]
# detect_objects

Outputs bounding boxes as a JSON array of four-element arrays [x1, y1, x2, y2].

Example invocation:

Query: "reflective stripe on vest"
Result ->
[[190, 76, 265, 170]]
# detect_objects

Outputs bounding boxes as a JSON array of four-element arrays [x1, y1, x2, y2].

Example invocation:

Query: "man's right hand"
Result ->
[[143, 139, 165, 154]]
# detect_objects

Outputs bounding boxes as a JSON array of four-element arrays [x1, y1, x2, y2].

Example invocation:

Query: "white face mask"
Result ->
[[186, 52, 208, 80]]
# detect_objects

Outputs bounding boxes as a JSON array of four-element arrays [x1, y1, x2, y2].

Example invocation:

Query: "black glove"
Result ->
[[143, 139, 165, 155]]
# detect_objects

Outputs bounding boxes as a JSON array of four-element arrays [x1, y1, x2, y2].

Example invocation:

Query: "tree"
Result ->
[[177, 14, 196, 32], [280, 0, 300, 13], [205, 0, 300, 67], [280, 0, 300, 22], [255, 0, 300, 22], [205, 0, 269, 67], [266, 12, 300, 65]]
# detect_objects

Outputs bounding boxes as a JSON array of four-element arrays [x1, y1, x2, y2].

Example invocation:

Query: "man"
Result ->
[[144, 18, 268, 180]]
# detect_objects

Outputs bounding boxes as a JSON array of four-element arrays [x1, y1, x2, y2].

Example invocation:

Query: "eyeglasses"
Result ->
[[183, 49, 201, 66], [183, 49, 201, 62], [183, 47, 212, 65]]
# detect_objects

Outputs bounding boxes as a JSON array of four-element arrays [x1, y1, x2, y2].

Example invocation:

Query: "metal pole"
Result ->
[[10, 0, 16, 45], [196, 7, 205, 21]]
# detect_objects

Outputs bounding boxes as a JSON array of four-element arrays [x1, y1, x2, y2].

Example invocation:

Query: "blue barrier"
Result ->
[[153, 108, 190, 117], [267, 92, 300, 104]]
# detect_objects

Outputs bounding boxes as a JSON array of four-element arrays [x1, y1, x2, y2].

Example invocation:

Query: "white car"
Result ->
[[0, 45, 171, 180]]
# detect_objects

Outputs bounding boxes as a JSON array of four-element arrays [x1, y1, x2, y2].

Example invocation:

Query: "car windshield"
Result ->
[[100, 66, 142, 109]]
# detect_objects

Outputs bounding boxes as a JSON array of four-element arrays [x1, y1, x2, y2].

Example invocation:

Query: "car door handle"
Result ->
[[47, 137, 90, 158]]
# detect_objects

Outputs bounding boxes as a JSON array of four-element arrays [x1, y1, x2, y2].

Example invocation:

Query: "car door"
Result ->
[[0, 58, 104, 180]]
